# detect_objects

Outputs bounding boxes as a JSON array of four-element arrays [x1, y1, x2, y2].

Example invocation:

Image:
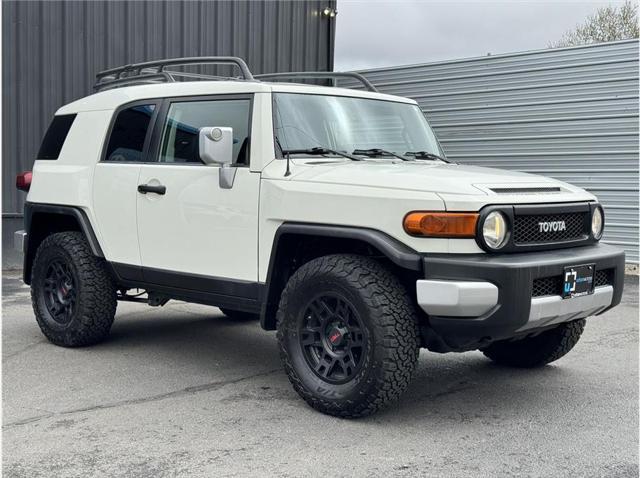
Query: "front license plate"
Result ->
[[562, 264, 595, 299]]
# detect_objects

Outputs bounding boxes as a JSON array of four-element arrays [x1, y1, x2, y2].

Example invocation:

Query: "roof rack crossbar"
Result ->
[[94, 56, 254, 91], [254, 71, 378, 92], [158, 70, 240, 82], [93, 72, 176, 92]]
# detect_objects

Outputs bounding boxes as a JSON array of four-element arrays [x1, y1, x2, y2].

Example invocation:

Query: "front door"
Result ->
[[136, 95, 260, 293]]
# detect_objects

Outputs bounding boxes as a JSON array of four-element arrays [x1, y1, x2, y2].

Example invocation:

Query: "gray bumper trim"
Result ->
[[14, 230, 27, 254], [416, 279, 499, 317], [517, 286, 614, 332]]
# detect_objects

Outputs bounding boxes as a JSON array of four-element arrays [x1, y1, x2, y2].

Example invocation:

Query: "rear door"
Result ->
[[135, 95, 260, 289], [92, 101, 160, 270]]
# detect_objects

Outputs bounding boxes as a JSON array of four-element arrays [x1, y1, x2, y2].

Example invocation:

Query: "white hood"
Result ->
[[275, 159, 590, 199]]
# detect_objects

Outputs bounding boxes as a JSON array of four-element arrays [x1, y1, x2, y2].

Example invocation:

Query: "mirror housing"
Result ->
[[199, 127, 233, 166]]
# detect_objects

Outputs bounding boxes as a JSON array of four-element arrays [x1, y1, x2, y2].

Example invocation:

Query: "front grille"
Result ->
[[594, 268, 614, 288], [513, 212, 588, 245], [532, 276, 563, 297], [532, 268, 614, 298]]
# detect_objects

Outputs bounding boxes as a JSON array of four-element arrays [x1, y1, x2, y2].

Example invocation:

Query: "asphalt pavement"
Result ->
[[2, 271, 638, 477]]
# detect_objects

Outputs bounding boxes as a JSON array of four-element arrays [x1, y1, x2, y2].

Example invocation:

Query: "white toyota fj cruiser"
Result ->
[[15, 58, 625, 418]]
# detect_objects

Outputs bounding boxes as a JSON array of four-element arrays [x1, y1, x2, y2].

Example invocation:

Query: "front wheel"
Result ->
[[481, 320, 585, 368], [276, 254, 420, 418]]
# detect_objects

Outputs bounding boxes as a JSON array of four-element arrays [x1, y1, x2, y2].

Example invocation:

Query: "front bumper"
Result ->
[[417, 243, 625, 351]]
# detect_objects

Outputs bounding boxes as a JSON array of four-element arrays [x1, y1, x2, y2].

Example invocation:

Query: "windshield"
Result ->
[[273, 93, 443, 158]]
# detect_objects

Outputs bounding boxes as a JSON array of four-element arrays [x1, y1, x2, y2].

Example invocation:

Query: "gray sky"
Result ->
[[334, 0, 626, 70]]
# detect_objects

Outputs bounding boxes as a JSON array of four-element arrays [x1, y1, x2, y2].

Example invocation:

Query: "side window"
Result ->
[[159, 99, 251, 165], [104, 104, 156, 162], [37, 114, 76, 159]]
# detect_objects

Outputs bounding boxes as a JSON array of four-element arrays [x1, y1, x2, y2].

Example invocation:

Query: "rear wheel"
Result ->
[[31, 231, 117, 347], [277, 254, 420, 418], [219, 308, 258, 321], [481, 320, 585, 368]]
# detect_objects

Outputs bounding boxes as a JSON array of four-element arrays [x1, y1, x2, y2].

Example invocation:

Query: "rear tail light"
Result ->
[[16, 171, 32, 192]]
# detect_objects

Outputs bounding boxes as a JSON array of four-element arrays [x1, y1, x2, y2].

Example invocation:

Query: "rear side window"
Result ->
[[104, 104, 156, 162], [37, 114, 76, 159]]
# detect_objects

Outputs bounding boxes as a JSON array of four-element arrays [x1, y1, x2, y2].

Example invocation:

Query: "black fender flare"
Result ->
[[23, 202, 104, 283], [259, 222, 423, 330]]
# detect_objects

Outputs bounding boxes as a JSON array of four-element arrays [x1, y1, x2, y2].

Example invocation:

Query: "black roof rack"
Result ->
[[93, 57, 378, 93], [94, 56, 254, 92], [255, 71, 378, 92]]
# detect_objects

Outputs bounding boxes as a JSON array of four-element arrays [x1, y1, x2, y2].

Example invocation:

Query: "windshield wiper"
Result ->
[[405, 151, 450, 163], [352, 148, 411, 161], [282, 147, 362, 161]]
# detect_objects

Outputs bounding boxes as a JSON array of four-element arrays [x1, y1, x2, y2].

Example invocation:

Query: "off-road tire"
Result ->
[[481, 319, 585, 368], [31, 231, 117, 347], [276, 254, 420, 418], [219, 308, 259, 321]]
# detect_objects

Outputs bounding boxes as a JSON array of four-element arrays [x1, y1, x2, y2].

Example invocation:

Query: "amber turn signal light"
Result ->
[[403, 212, 479, 237]]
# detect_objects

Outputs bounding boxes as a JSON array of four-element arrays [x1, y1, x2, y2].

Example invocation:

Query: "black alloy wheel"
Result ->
[[41, 259, 77, 325], [299, 293, 367, 384]]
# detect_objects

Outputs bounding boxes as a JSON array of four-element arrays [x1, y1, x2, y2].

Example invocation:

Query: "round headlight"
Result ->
[[592, 207, 604, 240], [482, 211, 508, 249]]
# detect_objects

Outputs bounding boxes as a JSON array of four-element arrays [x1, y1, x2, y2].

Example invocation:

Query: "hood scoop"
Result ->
[[489, 186, 562, 195]]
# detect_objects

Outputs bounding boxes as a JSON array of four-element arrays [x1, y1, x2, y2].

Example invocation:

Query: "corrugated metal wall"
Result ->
[[2, 0, 335, 267], [342, 40, 639, 263]]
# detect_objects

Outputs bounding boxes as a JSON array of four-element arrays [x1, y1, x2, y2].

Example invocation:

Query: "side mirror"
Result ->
[[198, 126, 237, 189], [199, 127, 233, 166]]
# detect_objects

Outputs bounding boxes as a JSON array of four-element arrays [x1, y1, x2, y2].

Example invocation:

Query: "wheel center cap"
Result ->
[[57, 280, 71, 301], [327, 326, 348, 347]]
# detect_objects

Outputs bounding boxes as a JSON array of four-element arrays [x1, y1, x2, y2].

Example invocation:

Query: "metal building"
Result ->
[[1, 0, 336, 267], [342, 40, 639, 262]]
